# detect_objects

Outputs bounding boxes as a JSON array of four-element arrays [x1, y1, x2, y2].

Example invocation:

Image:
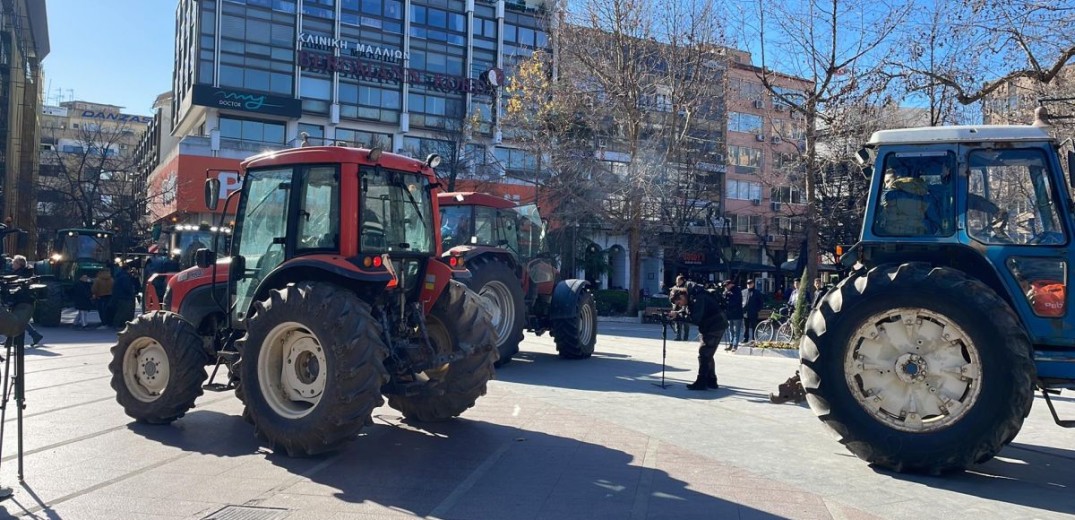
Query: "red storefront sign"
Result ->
[[146, 155, 243, 222]]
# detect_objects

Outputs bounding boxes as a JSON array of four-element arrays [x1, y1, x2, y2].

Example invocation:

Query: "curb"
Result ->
[[731, 346, 799, 359]]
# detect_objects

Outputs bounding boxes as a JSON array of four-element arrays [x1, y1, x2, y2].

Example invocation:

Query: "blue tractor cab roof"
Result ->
[[867, 125, 1052, 146]]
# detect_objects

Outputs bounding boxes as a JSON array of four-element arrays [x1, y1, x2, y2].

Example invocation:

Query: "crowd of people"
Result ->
[[666, 273, 832, 392]]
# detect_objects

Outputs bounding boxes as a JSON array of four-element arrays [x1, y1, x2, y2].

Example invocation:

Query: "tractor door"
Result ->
[[961, 144, 1074, 346]]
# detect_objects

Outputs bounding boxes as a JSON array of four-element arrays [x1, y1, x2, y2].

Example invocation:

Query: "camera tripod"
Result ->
[[653, 316, 671, 389], [0, 328, 26, 501]]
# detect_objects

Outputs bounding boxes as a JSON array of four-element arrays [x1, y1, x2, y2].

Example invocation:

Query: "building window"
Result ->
[[728, 112, 763, 134], [494, 147, 539, 172], [336, 128, 392, 149], [728, 145, 761, 170], [727, 179, 762, 201], [734, 214, 763, 234], [219, 116, 286, 144], [770, 186, 803, 204], [401, 136, 453, 161], [298, 123, 324, 145]]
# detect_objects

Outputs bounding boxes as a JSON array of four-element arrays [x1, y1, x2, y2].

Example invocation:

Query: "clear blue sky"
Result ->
[[43, 0, 175, 115]]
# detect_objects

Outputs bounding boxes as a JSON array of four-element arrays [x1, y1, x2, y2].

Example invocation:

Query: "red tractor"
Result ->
[[108, 146, 498, 456], [439, 192, 597, 365], [142, 223, 232, 314]]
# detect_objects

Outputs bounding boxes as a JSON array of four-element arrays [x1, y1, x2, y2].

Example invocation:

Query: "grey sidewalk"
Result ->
[[0, 322, 1070, 519]]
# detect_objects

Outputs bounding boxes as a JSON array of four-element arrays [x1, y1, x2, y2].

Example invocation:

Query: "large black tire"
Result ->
[[553, 290, 598, 359], [108, 311, 210, 424], [32, 282, 64, 327], [800, 263, 1034, 474], [464, 256, 525, 366], [239, 282, 389, 456], [387, 280, 497, 422]]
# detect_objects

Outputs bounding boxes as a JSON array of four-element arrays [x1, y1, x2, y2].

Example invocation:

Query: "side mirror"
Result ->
[[229, 255, 246, 282], [194, 248, 216, 269], [205, 178, 221, 210]]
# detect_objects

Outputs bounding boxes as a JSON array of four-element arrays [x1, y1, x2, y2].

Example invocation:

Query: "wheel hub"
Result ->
[[895, 353, 928, 384], [844, 307, 982, 433], [123, 338, 171, 403], [259, 323, 328, 419]]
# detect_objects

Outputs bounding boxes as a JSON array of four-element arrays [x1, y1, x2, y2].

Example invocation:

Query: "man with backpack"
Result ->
[[668, 282, 728, 391]]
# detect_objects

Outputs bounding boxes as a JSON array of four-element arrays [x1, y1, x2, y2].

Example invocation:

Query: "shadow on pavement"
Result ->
[[884, 441, 1075, 516], [126, 409, 261, 457], [262, 418, 768, 519]]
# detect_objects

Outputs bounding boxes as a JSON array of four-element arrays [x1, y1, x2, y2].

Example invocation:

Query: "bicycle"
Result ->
[[754, 304, 793, 343]]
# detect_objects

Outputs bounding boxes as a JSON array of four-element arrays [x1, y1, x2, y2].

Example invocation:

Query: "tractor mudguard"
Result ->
[[549, 279, 590, 320], [252, 254, 393, 306], [177, 283, 228, 335]]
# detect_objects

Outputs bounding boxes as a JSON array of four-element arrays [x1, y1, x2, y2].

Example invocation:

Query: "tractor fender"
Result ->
[[446, 245, 519, 271], [176, 283, 229, 335], [255, 255, 393, 304], [549, 279, 591, 320]]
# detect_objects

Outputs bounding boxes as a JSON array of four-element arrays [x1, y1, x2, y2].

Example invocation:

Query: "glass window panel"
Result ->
[[448, 13, 465, 32], [246, 68, 270, 91], [199, 60, 215, 83], [269, 72, 292, 95], [428, 8, 447, 28], [383, 89, 400, 109], [301, 76, 332, 100], [220, 65, 244, 87], [412, 5, 426, 24], [263, 122, 285, 144], [361, 0, 379, 14], [222, 15, 246, 37], [385, 0, 401, 18], [247, 19, 271, 43]]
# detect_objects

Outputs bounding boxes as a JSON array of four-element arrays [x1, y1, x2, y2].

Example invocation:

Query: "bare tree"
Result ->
[[37, 121, 156, 252], [503, 0, 727, 312], [745, 0, 911, 281]]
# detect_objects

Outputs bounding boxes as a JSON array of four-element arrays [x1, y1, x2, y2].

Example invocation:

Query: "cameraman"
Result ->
[[668, 283, 728, 391], [11, 256, 43, 347]]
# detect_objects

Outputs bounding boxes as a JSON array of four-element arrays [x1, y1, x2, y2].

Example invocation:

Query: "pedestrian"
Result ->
[[668, 283, 728, 390], [788, 279, 803, 306], [723, 280, 744, 352], [72, 275, 94, 328], [91, 268, 114, 329], [671, 275, 690, 341], [742, 279, 763, 345], [11, 255, 44, 347], [110, 266, 138, 328], [811, 277, 829, 307]]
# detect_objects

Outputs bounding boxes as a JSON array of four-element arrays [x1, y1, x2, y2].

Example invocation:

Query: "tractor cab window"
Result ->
[[232, 166, 292, 321], [67, 233, 111, 262], [496, 209, 520, 252], [297, 166, 340, 251], [873, 151, 955, 237], [473, 206, 497, 245], [967, 149, 1066, 246], [440, 205, 473, 250], [514, 204, 544, 261], [360, 167, 434, 254], [176, 230, 214, 269]]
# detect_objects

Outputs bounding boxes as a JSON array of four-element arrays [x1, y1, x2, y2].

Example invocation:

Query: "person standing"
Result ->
[[722, 280, 744, 352], [812, 277, 829, 307], [671, 275, 690, 341], [787, 279, 802, 307], [72, 275, 94, 328], [110, 266, 138, 328], [669, 283, 728, 390], [742, 279, 763, 345], [91, 268, 114, 329], [10, 255, 43, 347]]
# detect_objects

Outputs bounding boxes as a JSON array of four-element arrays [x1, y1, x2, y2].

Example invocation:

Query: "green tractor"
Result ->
[[32, 228, 114, 326]]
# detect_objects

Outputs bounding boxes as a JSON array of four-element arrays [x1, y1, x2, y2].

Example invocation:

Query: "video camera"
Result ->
[[0, 275, 46, 338]]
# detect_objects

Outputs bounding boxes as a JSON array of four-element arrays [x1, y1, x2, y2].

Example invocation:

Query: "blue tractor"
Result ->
[[804, 111, 1075, 474]]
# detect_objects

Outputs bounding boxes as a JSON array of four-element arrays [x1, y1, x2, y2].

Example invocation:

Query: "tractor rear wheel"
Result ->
[[554, 290, 597, 359], [800, 263, 1034, 474], [32, 282, 64, 327], [387, 280, 497, 422], [464, 256, 525, 366], [239, 282, 389, 456], [109, 311, 209, 424]]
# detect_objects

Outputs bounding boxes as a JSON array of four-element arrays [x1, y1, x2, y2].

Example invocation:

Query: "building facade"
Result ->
[[0, 0, 49, 256], [137, 0, 551, 228]]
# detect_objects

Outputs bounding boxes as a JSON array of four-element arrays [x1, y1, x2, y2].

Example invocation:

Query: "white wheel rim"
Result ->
[[123, 337, 170, 403], [258, 321, 327, 419], [844, 307, 983, 433], [578, 298, 594, 348], [478, 281, 515, 345]]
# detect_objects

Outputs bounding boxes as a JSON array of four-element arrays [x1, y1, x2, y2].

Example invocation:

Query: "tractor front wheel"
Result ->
[[800, 263, 1034, 474], [108, 311, 209, 424], [553, 290, 597, 359], [387, 280, 497, 422], [239, 282, 389, 456]]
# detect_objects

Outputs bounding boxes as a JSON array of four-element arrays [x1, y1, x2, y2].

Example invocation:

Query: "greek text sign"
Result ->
[[299, 50, 494, 96]]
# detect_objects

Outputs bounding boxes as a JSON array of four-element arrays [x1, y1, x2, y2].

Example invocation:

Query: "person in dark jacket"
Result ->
[[742, 279, 764, 344], [671, 275, 690, 340], [109, 266, 138, 328], [722, 280, 744, 352], [669, 283, 728, 391], [11, 255, 43, 347]]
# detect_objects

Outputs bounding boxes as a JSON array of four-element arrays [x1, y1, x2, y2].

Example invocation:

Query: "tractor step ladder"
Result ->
[[1040, 388, 1075, 428]]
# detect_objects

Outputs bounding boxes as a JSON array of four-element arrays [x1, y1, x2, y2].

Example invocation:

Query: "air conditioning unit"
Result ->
[[773, 104, 786, 112], [713, 153, 725, 162], [751, 198, 761, 206], [766, 234, 775, 242], [755, 134, 766, 142], [753, 99, 765, 109], [596, 138, 607, 148], [770, 201, 782, 211]]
